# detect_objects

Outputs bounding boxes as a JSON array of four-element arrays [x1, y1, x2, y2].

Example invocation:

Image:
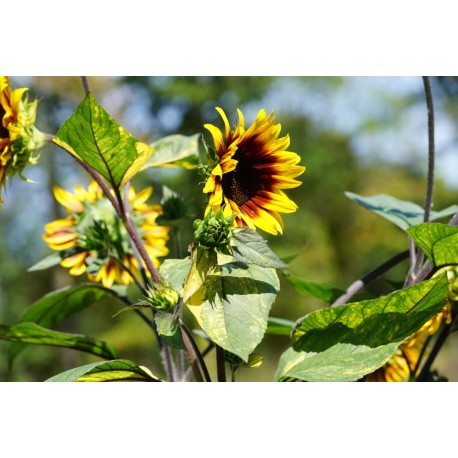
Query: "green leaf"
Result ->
[[159, 257, 192, 295], [27, 253, 62, 272], [186, 262, 280, 361], [54, 92, 150, 187], [9, 284, 123, 363], [345, 192, 458, 231], [266, 317, 295, 336], [45, 359, 160, 382], [407, 223, 458, 268], [145, 134, 200, 169], [231, 227, 288, 268], [283, 272, 346, 303], [275, 343, 400, 382], [154, 311, 184, 349], [275, 273, 449, 381], [0, 323, 117, 360], [183, 246, 217, 304]]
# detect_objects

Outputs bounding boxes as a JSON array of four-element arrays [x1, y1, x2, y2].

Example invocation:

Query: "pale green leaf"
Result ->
[[154, 311, 184, 349], [186, 262, 279, 361], [27, 253, 62, 272], [45, 359, 160, 382], [144, 134, 200, 169], [231, 227, 287, 268], [345, 192, 458, 230], [159, 257, 192, 295]]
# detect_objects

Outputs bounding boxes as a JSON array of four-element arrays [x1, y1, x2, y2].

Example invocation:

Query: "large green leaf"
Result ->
[[186, 262, 279, 361], [345, 192, 458, 231], [145, 134, 200, 169], [275, 273, 449, 381], [159, 257, 192, 295], [407, 223, 458, 268], [9, 284, 123, 363], [0, 323, 117, 360], [54, 92, 151, 187], [182, 246, 217, 304], [231, 227, 287, 268], [46, 359, 160, 382]]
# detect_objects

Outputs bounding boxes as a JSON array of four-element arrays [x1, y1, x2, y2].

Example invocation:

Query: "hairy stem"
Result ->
[[422, 76, 435, 224]]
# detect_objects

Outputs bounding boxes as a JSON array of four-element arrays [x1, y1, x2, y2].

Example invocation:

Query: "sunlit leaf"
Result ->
[[231, 227, 287, 268], [45, 359, 160, 382], [275, 273, 449, 381], [144, 134, 200, 169], [54, 92, 146, 188], [183, 246, 217, 304], [159, 257, 192, 295], [0, 323, 117, 360], [407, 223, 458, 268], [155, 311, 184, 349], [345, 192, 458, 231], [186, 262, 279, 361], [9, 284, 123, 363]]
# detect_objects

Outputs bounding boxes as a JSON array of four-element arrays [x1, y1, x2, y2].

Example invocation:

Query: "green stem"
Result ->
[[216, 345, 226, 382]]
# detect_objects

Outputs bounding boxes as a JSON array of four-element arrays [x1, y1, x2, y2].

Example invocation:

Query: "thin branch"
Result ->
[[422, 76, 435, 224], [180, 320, 212, 382], [216, 345, 226, 382], [332, 250, 409, 307], [81, 76, 90, 94]]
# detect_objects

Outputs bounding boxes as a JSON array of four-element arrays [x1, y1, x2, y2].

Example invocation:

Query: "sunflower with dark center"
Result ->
[[203, 107, 305, 235], [43, 181, 170, 287]]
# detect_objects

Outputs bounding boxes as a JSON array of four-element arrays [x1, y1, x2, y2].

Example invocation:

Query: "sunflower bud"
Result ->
[[1, 76, 46, 206], [144, 281, 179, 312], [193, 208, 236, 253]]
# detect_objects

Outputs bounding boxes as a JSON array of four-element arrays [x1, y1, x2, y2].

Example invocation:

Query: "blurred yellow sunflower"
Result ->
[[43, 181, 170, 287], [366, 304, 452, 382], [0, 76, 44, 207], [203, 107, 305, 235]]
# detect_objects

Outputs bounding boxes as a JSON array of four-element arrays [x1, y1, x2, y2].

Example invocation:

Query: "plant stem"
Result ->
[[180, 321, 212, 382], [81, 76, 90, 94], [332, 250, 409, 307], [422, 76, 435, 224], [216, 345, 226, 382]]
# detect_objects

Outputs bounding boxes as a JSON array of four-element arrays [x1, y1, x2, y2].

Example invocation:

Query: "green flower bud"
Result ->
[[144, 281, 179, 313], [193, 209, 236, 253]]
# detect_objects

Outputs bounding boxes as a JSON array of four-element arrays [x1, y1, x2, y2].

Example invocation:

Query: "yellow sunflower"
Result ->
[[203, 107, 305, 235], [366, 304, 452, 382], [43, 181, 170, 287], [0, 76, 44, 207]]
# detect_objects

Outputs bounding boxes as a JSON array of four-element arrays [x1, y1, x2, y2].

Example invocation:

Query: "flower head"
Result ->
[[202, 107, 305, 235], [366, 304, 452, 382], [1, 76, 45, 207], [43, 182, 170, 287]]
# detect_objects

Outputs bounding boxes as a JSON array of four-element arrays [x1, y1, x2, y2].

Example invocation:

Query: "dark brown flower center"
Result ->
[[0, 105, 9, 139], [221, 149, 261, 206]]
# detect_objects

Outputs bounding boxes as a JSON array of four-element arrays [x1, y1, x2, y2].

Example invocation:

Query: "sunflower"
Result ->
[[202, 107, 305, 235], [43, 181, 170, 287], [366, 304, 452, 382], [1, 76, 44, 207]]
